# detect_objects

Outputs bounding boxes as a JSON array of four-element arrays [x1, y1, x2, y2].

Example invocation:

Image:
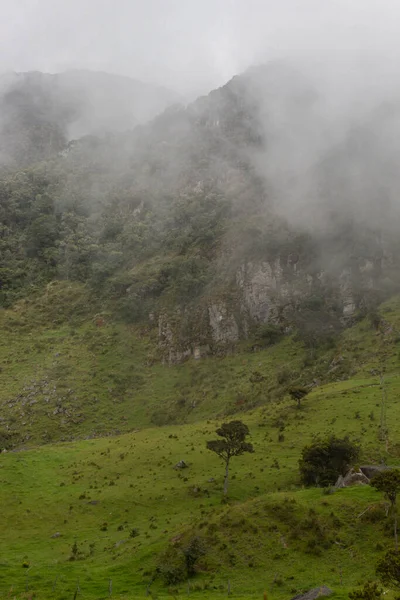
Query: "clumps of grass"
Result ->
[[129, 528, 139, 538], [272, 573, 284, 587], [69, 541, 79, 561], [276, 368, 292, 385], [368, 310, 383, 331], [290, 509, 333, 556], [349, 581, 383, 600]]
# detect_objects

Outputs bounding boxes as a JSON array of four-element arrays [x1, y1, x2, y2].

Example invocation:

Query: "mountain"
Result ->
[[2, 62, 400, 599], [0, 69, 179, 167], [1, 61, 400, 365]]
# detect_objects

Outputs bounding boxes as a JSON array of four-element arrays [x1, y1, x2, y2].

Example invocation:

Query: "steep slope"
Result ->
[[2, 63, 400, 364], [0, 280, 399, 449]]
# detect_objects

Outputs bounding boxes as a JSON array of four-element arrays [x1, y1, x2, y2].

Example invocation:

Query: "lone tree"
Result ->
[[288, 385, 309, 408], [206, 421, 254, 496], [372, 469, 400, 550], [299, 435, 359, 487]]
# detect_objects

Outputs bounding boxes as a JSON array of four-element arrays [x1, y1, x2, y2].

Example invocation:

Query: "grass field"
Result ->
[[1, 285, 400, 598]]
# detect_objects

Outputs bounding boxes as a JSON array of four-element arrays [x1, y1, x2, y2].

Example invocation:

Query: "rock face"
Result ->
[[360, 465, 388, 480], [336, 465, 391, 488], [158, 248, 390, 363], [291, 586, 333, 600], [4, 63, 398, 366], [208, 303, 240, 344], [336, 468, 370, 488]]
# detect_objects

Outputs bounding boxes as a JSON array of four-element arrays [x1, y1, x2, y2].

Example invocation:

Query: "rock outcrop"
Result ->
[[336, 468, 370, 488], [360, 465, 388, 480], [291, 586, 333, 600]]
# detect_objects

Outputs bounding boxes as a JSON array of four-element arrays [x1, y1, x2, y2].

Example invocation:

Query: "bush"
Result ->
[[157, 546, 187, 585], [277, 368, 292, 385], [368, 310, 383, 331], [349, 581, 383, 600], [157, 536, 207, 585], [256, 324, 283, 346], [183, 536, 207, 576], [376, 549, 400, 589], [299, 436, 360, 487], [129, 528, 139, 538]]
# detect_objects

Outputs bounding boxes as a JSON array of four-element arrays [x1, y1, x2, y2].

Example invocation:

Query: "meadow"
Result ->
[[0, 286, 400, 598]]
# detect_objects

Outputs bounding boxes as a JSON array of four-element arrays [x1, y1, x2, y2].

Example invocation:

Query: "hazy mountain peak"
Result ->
[[0, 69, 179, 168]]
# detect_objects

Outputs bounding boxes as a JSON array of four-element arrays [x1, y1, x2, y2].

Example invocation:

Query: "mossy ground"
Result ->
[[1, 285, 400, 598]]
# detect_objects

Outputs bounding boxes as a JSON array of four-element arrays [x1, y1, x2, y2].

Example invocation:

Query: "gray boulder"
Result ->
[[174, 460, 188, 469], [291, 586, 333, 600], [360, 465, 388, 480], [344, 469, 370, 486], [336, 468, 369, 488], [335, 475, 345, 488]]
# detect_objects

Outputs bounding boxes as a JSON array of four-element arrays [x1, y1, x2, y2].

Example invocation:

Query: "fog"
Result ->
[[2, 0, 400, 333], [2, 0, 400, 96], [3, 0, 400, 234]]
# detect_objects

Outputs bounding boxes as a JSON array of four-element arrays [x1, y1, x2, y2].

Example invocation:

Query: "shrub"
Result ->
[[256, 324, 283, 346], [157, 536, 207, 585], [183, 536, 207, 576], [277, 368, 291, 385], [299, 436, 360, 487], [129, 528, 140, 538], [349, 581, 383, 600], [157, 546, 187, 585], [368, 310, 382, 330]]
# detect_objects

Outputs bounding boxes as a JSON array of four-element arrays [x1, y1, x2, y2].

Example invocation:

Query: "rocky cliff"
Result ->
[[1, 63, 400, 362]]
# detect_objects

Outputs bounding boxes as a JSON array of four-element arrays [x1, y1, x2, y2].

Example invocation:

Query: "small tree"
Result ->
[[372, 469, 400, 549], [376, 549, 400, 589], [288, 385, 309, 408], [299, 436, 359, 487], [206, 421, 254, 496], [183, 536, 206, 576]]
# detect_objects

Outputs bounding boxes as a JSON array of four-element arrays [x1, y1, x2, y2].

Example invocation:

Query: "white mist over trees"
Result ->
[[1, 1, 400, 361]]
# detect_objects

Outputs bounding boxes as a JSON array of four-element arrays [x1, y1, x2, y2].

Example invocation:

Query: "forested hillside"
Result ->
[[2, 63, 400, 363]]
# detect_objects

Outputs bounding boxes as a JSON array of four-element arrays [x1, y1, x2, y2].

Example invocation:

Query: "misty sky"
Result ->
[[2, 0, 400, 95]]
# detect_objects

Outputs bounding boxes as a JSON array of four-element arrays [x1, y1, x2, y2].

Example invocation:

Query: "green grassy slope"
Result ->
[[1, 282, 400, 450], [1, 289, 400, 598], [0, 401, 396, 600], [0, 282, 309, 448]]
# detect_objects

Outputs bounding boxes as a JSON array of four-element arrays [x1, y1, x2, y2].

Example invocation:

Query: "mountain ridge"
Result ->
[[0, 68, 179, 168], [1, 61, 400, 362]]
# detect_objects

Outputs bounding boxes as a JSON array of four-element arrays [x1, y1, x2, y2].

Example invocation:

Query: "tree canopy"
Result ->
[[206, 420, 254, 496], [372, 469, 400, 508], [299, 435, 359, 487], [376, 549, 400, 589]]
